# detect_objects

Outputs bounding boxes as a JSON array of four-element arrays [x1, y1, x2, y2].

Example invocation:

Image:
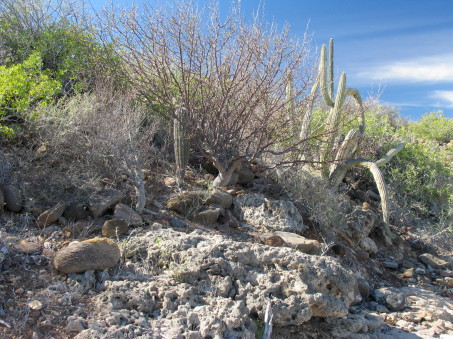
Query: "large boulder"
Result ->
[[82, 229, 356, 339], [53, 238, 121, 274], [233, 194, 306, 233]]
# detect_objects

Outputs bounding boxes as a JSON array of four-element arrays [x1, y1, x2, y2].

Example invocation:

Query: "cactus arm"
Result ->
[[320, 72, 347, 176], [328, 129, 362, 186], [375, 143, 405, 167], [345, 158, 396, 243], [328, 38, 334, 99], [300, 78, 319, 140], [346, 88, 365, 133], [319, 44, 334, 107]]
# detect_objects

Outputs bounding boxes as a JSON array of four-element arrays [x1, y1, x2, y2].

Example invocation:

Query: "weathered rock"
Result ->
[[166, 191, 210, 214], [359, 237, 378, 254], [89, 229, 356, 338], [2, 184, 22, 212], [205, 189, 233, 209], [37, 203, 69, 227], [63, 203, 90, 221], [355, 250, 369, 262], [66, 316, 87, 333], [415, 267, 426, 275], [357, 278, 370, 300], [188, 208, 221, 225], [236, 164, 255, 185], [273, 231, 322, 255], [113, 203, 142, 226], [13, 240, 40, 253], [233, 194, 306, 233], [344, 208, 378, 245], [445, 277, 453, 288], [383, 261, 399, 269], [419, 253, 450, 269], [371, 287, 406, 311], [102, 219, 129, 237], [53, 238, 121, 274], [89, 189, 124, 218], [263, 235, 288, 247]]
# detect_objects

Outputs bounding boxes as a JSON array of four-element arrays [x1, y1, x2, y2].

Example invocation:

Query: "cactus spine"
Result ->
[[174, 107, 189, 182]]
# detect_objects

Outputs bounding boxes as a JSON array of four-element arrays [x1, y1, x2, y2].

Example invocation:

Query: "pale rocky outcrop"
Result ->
[[233, 194, 307, 233]]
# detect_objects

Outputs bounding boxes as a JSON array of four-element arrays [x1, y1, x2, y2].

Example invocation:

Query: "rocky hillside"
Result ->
[[0, 146, 451, 339]]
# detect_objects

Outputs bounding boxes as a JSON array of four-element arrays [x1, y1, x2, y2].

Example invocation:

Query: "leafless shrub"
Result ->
[[35, 82, 160, 212], [99, 1, 318, 186]]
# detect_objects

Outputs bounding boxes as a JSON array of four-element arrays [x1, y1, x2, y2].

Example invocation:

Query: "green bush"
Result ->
[[402, 111, 453, 144], [0, 51, 61, 136]]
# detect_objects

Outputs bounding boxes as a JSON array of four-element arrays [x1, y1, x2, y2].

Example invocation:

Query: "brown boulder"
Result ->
[[53, 238, 121, 274], [37, 203, 69, 227]]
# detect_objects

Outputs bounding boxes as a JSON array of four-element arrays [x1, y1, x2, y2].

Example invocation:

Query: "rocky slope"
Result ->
[[0, 150, 451, 339]]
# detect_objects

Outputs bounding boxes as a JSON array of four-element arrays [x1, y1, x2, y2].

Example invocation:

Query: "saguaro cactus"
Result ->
[[174, 107, 189, 183]]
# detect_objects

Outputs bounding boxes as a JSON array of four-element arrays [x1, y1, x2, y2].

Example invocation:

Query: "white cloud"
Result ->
[[431, 90, 453, 108], [358, 54, 453, 83]]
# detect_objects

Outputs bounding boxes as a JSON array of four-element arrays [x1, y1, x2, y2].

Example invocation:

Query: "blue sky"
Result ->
[[92, 0, 453, 120]]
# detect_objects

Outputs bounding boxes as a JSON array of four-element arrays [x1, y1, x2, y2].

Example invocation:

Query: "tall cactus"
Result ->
[[318, 38, 364, 178], [300, 38, 405, 245], [174, 107, 189, 183]]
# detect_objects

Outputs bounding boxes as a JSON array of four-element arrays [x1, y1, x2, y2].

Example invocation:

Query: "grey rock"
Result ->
[[205, 189, 233, 209], [1, 184, 22, 212], [66, 316, 88, 333], [188, 208, 221, 225], [89, 228, 356, 338], [233, 194, 306, 233], [273, 231, 322, 255], [415, 267, 426, 275], [113, 203, 142, 226], [170, 219, 186, 228], [236, 164, 255, 185], [53, 238, 121, 274], [419, 253, 450, 269], [357, 278, 370, 299], [359, 237, 378, 254], [383, 261, 399, 269], [371, 287, 406, 311], [102, 219, 129, 237], [63, 203, 90, 221], [89, 189, 124, 218]]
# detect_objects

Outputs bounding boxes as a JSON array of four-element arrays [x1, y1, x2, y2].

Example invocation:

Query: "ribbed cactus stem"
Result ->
[[174, 107, 189, 182], [286, 70, 296, 117], [319, 45, 334, 107], [328, 38, 334, 99], [346, 158, 396, 243], [328, 129, 361, 186], [375, 143, 405, 167]]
